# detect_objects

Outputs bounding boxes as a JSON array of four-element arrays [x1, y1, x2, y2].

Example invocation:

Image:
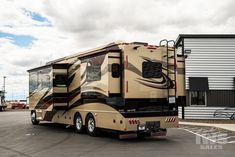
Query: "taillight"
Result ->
[[125, 55, 128, 67], [126, 81, 128, 93]]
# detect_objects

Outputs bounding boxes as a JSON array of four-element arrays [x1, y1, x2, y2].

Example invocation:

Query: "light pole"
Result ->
[[3, 76, 6, 93], [3, 76, 6, 99]]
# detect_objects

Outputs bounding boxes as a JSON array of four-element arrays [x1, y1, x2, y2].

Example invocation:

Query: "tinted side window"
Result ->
[[111, 63, 120, 78], [29, 72, 38, 94], [86, 66, 101, 82], [142, 62, 162, 78], [39, 70, 52, 89], [54, 75, 67, 87]]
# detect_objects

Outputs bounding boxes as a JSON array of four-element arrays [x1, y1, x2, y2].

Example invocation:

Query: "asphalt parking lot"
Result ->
[[0, 111, 235, 157]]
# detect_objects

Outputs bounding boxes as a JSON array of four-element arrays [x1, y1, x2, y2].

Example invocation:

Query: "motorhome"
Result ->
[[28, 40, 185, 138]]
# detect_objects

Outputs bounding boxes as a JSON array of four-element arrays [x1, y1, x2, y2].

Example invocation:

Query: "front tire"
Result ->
[[86, 114, 97, 136], [74, 113, 84, 133], [31, 110, 39, 125]]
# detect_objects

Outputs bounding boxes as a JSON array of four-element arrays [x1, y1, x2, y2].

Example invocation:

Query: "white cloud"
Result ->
[[44, 0, 235, 43], [0, 0, 235, 100]]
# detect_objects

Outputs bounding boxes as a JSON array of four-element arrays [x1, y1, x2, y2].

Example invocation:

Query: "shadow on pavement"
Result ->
[[37, 122, 174, 143]]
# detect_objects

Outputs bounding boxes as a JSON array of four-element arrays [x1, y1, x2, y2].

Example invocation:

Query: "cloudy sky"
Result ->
[[0, 0, 235, 100]]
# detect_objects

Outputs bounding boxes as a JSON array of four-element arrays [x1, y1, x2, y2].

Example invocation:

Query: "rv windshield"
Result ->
[[29, 67, 52, 94]]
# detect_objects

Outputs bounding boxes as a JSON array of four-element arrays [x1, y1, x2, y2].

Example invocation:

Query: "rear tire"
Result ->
[[74, 113, 84, 133], [86, 114, 97, 136], [31, 110, 39, 125]]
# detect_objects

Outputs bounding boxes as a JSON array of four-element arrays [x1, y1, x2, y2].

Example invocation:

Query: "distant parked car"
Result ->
[[11, 103, 27, 109], [214, 108, 235, 120], [25, 104, 29, 109]]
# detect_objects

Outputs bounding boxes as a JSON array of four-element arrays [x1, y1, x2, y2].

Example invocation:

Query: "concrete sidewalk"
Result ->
[[179, 121, 235, 132]]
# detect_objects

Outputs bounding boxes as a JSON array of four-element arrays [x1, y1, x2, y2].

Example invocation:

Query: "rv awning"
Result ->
[[189, 77, 209, 91]]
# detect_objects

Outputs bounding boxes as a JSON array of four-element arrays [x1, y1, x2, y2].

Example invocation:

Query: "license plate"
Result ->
[[146, 121, 160, 132]]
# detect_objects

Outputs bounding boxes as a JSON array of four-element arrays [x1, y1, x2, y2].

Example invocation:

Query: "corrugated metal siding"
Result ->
[[184, 38, 235, 90], [178, 106, 235, 119]]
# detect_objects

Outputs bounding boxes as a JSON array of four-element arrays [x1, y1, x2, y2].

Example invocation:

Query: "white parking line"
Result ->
[[186, 128, 203, 132], [208, 133, 227, 139], [216, 136, 235, 141], [201, 129, 217, 133], [182, 128, 218, 143], [182, 128, 235, 144], [200, 132, 222, 136], [182, 127, 217, 134], [216, 140, 235, 144]]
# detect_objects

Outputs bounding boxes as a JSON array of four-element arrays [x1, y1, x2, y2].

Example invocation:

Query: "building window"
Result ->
[[190, 91, 207, 106]]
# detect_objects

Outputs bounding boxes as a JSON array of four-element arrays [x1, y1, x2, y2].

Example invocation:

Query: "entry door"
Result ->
[[108, 52, 121, 95]]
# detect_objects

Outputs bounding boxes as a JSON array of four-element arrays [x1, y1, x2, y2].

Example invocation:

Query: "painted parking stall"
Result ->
[[181, 125, 235, 144]]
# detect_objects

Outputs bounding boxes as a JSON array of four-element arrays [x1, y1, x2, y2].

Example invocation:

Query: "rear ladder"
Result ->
[[159, 39, 177, 109]]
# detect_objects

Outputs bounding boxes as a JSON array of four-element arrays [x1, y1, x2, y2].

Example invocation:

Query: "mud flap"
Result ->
[[119, 133, 137, 139]]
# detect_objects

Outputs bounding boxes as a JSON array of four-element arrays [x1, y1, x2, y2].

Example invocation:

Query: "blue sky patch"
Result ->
[[22, 8, 52, 26], [31, 12, 47, 22], [0, 32, 37, 48]]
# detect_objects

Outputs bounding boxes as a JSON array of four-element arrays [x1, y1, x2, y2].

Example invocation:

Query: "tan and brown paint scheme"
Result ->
[[28, 41, 185, 134]]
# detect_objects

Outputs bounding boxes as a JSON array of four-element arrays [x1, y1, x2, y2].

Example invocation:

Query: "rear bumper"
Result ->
[[123, 116, 178, 132], [119, 129, 167, 139], [120, 111, 178, 118]]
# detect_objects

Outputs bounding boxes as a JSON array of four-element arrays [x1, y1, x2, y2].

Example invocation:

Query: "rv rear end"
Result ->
[[117, 42, 180, 137]]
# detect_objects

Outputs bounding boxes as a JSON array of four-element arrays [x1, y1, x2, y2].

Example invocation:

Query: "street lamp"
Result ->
[[3, 76, 6, 93], [3, 76, 6, 99]]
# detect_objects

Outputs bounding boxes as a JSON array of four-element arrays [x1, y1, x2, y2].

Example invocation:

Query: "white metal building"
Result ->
[[176, 34, 235, 119]]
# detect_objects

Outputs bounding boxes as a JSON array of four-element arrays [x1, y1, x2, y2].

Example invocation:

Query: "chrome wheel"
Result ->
[[74, 113, 84, 133], [76, 116, 82, 131], [86, 114, 97, 136], [31, 111, 39, 125], [31, 112, 36, 122], [88, 118, 95, 133]]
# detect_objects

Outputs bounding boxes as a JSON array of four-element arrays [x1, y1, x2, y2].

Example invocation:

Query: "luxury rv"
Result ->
[[28, 40, 185, 138]]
